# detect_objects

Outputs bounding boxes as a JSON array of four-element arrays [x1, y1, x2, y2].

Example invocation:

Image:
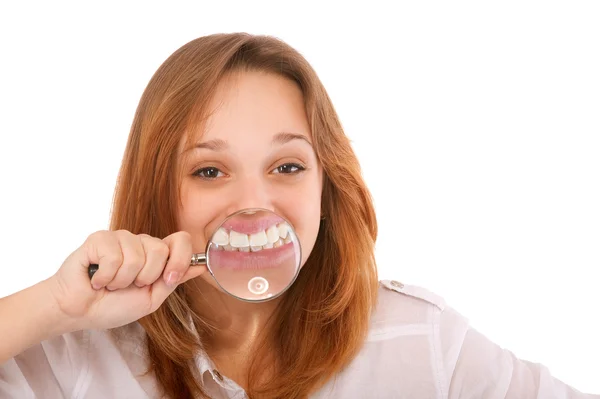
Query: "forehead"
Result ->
[[195, 71, 312, 145]]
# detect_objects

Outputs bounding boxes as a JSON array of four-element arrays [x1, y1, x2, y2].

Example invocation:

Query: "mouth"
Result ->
[[211, 218, 293, 253], [207, 216, 297, 271]]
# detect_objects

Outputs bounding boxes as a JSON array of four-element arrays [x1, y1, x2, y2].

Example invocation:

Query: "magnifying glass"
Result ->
[[87, 208, 302, 302]]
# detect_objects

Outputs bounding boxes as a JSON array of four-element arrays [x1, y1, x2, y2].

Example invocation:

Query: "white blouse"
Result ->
[[1, 280, 597, 398]]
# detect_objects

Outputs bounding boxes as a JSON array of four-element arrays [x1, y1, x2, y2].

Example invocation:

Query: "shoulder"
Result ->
[[8, 321, 147, 369], [372, 281, 471, 392], [370, 279, 449, 329], [369, 279, 471, 370], [373, 280, 471, 384], [1, 329, 93, 398], [379, 279, 447, 311], [313, 281, 471, 397]]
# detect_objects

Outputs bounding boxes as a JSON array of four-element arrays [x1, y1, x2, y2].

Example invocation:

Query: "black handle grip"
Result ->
[[88, 264, 99, 279]]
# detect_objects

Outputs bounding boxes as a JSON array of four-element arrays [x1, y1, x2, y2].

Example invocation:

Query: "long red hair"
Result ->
[[110, 33, 378, 398]]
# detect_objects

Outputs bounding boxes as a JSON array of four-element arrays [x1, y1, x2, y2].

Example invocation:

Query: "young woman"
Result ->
[[1, 33, 597, 399]]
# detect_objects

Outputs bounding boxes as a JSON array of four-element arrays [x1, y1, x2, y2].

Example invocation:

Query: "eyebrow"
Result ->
[[193, 131, 312, 151]]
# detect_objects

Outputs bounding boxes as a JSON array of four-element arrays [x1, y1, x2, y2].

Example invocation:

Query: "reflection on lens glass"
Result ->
[[206, 209, 301, 302]]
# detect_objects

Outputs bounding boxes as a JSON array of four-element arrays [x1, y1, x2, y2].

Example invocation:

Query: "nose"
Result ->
[[226, 174, 275, 215]]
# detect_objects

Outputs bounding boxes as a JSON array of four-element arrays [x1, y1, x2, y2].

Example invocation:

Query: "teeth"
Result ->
[[213, 222, 292, 252], [213, 228, 229, 245], [277, 223, 289, 239], [266, 225, 280, 244], [230, 230, 249, 247], [249, 230, 268, 246]]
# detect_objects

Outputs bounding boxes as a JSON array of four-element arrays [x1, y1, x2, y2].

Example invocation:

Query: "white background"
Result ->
[[0, 0, 598, 393]]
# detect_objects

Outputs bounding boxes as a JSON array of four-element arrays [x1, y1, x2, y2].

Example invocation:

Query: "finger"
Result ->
[[161, 231, 193, 287], [106, 230, 146, 290], [134, 235, 169, 287], [179, 264, 208, 284], [84, 230, 123, 290], [148, 264, 207, 310]]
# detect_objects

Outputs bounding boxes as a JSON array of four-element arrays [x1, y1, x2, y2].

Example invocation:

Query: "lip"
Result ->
[[208, 241, 295, 271], [219, 213, 287, 235]]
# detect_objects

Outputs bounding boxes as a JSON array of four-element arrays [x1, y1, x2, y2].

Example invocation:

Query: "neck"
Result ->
[[187, 276, 281, 354]]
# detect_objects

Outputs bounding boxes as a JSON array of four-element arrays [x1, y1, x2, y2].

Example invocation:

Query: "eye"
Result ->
[[192, 167, 224, 180], [272, 163, 306, 174]]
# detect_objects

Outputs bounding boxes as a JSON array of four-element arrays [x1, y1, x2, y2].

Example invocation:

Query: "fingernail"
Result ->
[[166, 271, 181, 286], [92, 282, 102, 290]]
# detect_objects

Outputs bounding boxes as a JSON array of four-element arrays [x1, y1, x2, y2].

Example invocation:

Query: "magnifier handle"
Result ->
[[88, 264, 99, 279], [87, 253, 207, 280]]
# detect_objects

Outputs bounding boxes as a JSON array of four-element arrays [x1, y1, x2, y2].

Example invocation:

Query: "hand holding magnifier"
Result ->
[[88, 209, 302, 302]]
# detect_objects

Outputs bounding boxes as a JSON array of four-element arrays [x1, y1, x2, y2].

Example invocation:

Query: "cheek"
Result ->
[[178, 182, 216, 251], [282, 176, 322, 267]]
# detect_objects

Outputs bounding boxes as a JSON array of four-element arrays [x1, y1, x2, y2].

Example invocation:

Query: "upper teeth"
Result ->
[[213, 222, 292, 252]]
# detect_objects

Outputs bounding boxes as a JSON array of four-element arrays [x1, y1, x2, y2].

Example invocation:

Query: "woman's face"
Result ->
[[177, 71, 323, 290]]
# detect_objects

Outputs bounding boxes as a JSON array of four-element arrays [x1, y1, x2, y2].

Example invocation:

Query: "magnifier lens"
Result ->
[[205, 209, 301, 302]]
